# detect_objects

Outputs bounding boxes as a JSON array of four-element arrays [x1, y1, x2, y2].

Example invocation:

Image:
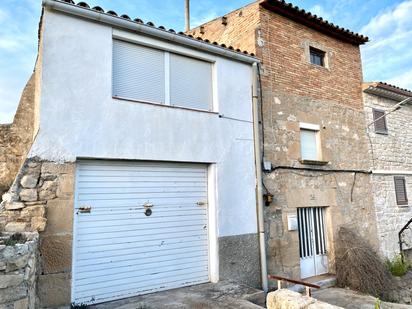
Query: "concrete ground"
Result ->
[[313, 288, 412, 309], [89, 281, 265, 309]]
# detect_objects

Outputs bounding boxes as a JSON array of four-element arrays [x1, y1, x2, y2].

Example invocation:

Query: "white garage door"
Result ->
[[72, 160, 210, 305]]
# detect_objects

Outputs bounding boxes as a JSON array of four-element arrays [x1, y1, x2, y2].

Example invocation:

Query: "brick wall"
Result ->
[[192, 1, 378, 281], [0, 74, 37, 197]]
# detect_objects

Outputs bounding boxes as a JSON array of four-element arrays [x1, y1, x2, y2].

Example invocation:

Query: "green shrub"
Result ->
[[4, 233, 26, 246], [385, 254, 410, 277]]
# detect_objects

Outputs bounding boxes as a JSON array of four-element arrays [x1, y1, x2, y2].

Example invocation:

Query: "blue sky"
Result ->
[[0, 0, 411, 123]]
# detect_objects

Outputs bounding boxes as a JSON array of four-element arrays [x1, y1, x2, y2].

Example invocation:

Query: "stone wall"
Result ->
[[363, 92, 412, 258], [363, 92, 412, 171], [0, 74, 37, 197], [0, 232, 38, 309], [371, 175, 412, 258], [0, 158, 75, 308]]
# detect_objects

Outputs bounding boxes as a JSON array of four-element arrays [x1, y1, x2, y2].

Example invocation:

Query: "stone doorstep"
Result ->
[[288, 275, 337, 294]]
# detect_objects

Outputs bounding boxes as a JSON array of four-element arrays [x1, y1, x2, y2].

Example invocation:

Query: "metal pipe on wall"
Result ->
[[252, 63, 269, 292], [185, 0, 190, 32]]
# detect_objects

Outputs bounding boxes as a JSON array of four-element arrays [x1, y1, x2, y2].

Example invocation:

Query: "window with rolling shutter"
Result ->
[[112, 39, 213, 111], [372, 109, 388, 134], [113, 40, 165, 104], [394, 177, 408, 206]]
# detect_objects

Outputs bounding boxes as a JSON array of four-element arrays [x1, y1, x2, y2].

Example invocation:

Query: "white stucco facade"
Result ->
[[30, 9, 258, 238]]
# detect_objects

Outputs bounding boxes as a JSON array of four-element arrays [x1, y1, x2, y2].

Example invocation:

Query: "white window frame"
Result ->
[[112, 30, 217, 112], [299, 122, 322, 161]]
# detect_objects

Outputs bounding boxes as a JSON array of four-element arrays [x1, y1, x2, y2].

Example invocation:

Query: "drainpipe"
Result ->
[[252, 62, 268, 292]]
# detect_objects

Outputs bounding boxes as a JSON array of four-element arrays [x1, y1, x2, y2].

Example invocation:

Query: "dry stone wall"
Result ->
[[0, 232, 38, 309], [0, 158, 75, 308], [0, 75, 37, 197]]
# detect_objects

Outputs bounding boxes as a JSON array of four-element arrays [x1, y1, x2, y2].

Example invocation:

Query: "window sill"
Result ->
[[299, 159, 329, 166], [113, 96, 219, 115], [374, 131, 388, 135]]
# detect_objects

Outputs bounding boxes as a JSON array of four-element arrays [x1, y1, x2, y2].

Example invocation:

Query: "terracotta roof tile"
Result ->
[[376, 82, 412, 97], [53, 0, 255, 57], [260, 0, 368, 45]]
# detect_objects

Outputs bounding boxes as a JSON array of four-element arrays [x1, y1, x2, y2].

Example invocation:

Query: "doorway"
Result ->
[[298, 207, 328, 279]]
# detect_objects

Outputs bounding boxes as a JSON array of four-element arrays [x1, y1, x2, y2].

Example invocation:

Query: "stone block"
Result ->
[[20, 205, 45, 218], [31, 217, 47, 232], [4, 202, 25, 210], [267, 290, 314, 309], [20, 174, 39, 189], [19, 189, 37, 202], [14, 297, 29, 309], [5, 222, 27, 232], [6, 255, 29, 272], [44, 199, 73, 235], [38, 180, 57, 201], [0, 274, 24, 288], [40, 235, 72, 274], [57, 174, 74, 198], [41, 162, 75, 176], [37, 273, 71, 308], [0, 285, 26, 303]]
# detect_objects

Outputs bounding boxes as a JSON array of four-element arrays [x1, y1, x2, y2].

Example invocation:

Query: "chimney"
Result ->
[[185, 0, 190, 32]]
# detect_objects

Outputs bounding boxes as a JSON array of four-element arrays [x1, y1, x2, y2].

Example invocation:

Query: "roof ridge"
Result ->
[[55, 0, 255, 56]]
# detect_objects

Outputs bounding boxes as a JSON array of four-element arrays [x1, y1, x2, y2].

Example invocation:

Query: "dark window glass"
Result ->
[[310, 47, 325, 66], [372, 108, 388, 134]]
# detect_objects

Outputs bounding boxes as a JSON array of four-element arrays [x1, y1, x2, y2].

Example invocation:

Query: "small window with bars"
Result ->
[[309, 47, 325, 67], [372, 108, 388, 134], [394, 177, 408, 206]]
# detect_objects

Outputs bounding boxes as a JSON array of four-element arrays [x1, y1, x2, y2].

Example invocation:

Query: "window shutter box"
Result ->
[[113, 40, 165, 103], [372, 109, 388, 134], [394, 177, 408, 206]]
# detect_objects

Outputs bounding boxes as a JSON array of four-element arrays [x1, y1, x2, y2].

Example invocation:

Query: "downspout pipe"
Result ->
[[252, 63, 269, 292], [42, 0, 258, 64]]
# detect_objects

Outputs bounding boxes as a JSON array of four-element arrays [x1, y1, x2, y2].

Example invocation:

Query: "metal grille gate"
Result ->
[[298, 207, 328, 278]]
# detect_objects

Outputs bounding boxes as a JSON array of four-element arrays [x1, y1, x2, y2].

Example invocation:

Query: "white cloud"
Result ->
[[309, 4, 332, 21], [387, 69, 412, 90], [361, 0, 412, 89]]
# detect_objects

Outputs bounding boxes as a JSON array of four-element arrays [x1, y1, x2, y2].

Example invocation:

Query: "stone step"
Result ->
[[244, 290, 267, 307], [288, 275, 337, 294]]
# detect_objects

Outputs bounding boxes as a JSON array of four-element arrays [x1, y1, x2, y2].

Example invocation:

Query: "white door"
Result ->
[[298, 207, 328, 279], [72, 160, 210, 305]]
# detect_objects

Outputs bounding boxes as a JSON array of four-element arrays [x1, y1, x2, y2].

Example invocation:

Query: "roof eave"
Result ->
[[260, 0, 368, 45], [42, 0, 259, 64]]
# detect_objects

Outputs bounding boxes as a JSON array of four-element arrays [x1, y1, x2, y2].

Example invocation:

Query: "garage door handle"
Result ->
[[78, 206, 92, 214], [196, 201, 207, 206]]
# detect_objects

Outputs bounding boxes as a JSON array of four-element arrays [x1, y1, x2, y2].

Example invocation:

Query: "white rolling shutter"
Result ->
[[170, 53, 212, 110], [300, 129, 318, 160], [113, 40, 165, 103], [72, 160, 210, 305]]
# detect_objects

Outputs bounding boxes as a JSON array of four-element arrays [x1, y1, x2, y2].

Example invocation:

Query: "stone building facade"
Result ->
[[363, 82, 412, 259], [191, 0, 379, 282]]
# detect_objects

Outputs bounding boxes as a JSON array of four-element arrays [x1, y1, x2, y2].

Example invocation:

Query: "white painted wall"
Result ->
[[30, 10, 258, 237]]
